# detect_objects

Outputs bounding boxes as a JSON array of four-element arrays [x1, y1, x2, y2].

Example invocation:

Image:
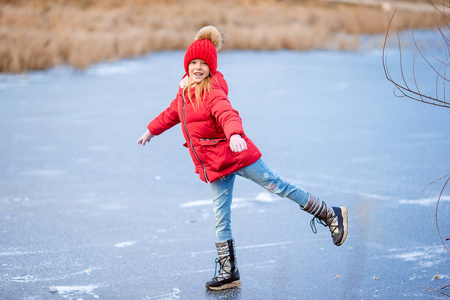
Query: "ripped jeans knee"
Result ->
[[238, 159, 308, 207]]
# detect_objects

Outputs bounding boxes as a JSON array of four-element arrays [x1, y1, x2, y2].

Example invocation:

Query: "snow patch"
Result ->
[[114, 241, 138, 248], [360, 193, 396, 201], [2, 196, 30, 204], [180, 192, 275, 208], [52, 284, 98, 293], [399, 196, 450, 206], [50, 284, 99, 298], [254, 192, 274, 202], [11, 274, 38, 282], [394, 251, 428, 261], [180, 199, 211, 208], [388, 246, 447, 268], [73, 267, 95, 276]]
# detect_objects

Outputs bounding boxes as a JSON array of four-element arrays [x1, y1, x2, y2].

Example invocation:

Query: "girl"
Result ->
[[138, 26, 348, 291]]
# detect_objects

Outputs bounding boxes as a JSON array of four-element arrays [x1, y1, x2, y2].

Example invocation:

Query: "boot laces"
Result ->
[[310, 214, 339, 237], [212, 257, 230, 280], [213, 258, 222, 279]]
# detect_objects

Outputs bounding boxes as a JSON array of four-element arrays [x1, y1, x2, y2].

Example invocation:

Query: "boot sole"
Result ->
[[206, 279, 242, 291], [336, 207, 348, 246]]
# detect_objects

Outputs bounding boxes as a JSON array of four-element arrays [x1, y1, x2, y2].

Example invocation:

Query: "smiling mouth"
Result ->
[[194, 72, 204, 76]]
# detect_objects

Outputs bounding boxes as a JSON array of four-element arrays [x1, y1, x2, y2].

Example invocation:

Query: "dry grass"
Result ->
[[0, 0, 443, 73]]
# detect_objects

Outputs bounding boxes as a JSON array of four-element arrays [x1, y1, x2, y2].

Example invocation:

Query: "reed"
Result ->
[[0, 0, 442, 73]]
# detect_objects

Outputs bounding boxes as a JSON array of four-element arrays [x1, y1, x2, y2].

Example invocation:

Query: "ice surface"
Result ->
[[1, 30, 449, 299]]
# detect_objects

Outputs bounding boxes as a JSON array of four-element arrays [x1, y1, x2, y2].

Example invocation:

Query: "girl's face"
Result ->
[[188, 59, 210, 84]]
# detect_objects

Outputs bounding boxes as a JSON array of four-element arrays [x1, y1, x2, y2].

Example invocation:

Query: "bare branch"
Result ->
[[412, 54, 425, 102], [420, 173, 450, 256], [412, 31, 450, 83], [443, 63, 447, 100], [398, 35, 412, 91], [421, 286, 450, 297], [382, 2, 450, 108], [436, 175, 450, 255]]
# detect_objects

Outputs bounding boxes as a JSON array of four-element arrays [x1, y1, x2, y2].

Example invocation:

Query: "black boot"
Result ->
[[301, 193, 348, 246], [206, 239, 241, 290]]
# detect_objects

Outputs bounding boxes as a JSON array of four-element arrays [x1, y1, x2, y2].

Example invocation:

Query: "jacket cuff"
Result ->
[[147, 121, 162, 136], [224, 121, 244, 139]]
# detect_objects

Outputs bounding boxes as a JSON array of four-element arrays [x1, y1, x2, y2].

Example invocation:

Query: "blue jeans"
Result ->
[[210, 158, 309, 242]]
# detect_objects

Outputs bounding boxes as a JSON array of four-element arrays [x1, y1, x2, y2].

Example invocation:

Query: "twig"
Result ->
[[436, 175, 450, 255], [420, 173, 450, 256], [421, 286, 450, 297], [411, 31, 450, 83]]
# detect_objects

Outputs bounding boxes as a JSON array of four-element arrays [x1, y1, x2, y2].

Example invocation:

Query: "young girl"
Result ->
[[138, 26, 348, 291]]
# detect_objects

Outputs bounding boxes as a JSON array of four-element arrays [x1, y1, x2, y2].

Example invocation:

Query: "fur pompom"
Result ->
[[194, 26, 223, 51]]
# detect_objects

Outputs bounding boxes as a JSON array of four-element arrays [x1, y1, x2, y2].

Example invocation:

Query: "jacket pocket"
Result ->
[[199, 138, 227, 147], [198, 138, 236, 172]]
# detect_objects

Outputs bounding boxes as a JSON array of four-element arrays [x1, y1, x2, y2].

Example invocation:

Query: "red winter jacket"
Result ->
[[147, 71, 262, 183]]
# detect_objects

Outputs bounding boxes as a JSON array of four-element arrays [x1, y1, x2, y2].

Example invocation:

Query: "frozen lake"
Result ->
[[1, 34, 449, 299]]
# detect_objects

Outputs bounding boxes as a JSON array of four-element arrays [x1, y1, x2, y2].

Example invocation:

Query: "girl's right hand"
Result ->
[[229, 134, 247, 152], [137, 129, 155, 146]]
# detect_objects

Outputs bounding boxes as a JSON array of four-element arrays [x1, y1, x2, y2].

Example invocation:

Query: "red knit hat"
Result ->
[[184, 26, 223, 75]]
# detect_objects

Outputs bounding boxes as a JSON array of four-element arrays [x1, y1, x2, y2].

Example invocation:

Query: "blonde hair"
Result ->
[[184, 75, 211, 110]]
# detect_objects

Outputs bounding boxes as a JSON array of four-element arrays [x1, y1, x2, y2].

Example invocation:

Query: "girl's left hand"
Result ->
[[229, 134, 247, 152]]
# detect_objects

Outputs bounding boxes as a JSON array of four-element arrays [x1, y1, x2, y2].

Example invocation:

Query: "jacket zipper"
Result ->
[[182, 91, 210, 183]]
